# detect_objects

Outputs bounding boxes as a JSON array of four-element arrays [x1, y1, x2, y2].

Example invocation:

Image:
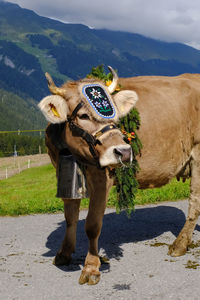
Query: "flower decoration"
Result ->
[[106, 80, 112, 87], [94, 101, 102, 108], [86, 65, 142, 215], [106, 80, 121, 92], [82, 84, 116, 119], [121, 127, 136, 143], [90, 88, 102, 99], [102, 100, 109, 108]]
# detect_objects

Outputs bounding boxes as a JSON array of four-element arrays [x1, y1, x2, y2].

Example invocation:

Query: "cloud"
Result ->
[[7, 0, 200, 49]]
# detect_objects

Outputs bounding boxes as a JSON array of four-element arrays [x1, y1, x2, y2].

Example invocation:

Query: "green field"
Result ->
[[0, 164, 190, 216]]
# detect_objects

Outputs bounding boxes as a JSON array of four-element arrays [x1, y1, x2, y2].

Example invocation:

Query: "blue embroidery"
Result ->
[[82, 84, 116, 119]]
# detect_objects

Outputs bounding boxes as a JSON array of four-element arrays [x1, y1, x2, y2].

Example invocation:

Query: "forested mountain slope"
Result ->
[[1, 1, 200, 131]]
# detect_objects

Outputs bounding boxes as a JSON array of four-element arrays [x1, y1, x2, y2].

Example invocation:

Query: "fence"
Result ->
[[0, 129, 50, 179], [0, 129, 45, 134], [0, 154, 51, 180]]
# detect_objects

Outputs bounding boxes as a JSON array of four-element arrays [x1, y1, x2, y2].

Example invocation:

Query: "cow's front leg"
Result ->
[[169, 152, 200, 256], [54, 198, 81, 265], [79, 166, 113, 285]]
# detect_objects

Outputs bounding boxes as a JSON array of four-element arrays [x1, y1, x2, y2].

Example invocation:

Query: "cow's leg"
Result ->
[[169, 148, 200, 256], [54, 198, 81, 265], [79, 166, 113, 285]]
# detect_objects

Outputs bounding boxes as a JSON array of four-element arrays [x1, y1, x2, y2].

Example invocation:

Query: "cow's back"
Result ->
[[119, 74, 200, 188]]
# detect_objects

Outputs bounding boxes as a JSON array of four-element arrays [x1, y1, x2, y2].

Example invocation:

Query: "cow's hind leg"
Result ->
[[169, 148, 200, 256], [79, 166, 113, 285], [54, 199, 81, 265]]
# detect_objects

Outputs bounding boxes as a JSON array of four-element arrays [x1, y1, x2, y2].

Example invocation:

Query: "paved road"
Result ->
[[1, 200, 200, 300]]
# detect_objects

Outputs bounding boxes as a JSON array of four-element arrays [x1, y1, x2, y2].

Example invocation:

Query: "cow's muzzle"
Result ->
[[114, 146, 133, 165]]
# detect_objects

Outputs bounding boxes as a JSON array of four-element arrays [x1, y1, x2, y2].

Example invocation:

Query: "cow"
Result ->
[[38, 67, 200, 285]]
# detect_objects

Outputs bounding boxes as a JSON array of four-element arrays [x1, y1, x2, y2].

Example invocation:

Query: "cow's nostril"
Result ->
[[114, 148, 123, 156], [114, 147, 132, 163]]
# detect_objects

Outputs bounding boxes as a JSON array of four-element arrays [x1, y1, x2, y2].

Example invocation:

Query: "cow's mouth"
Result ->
[[99, 144, 133, 167]]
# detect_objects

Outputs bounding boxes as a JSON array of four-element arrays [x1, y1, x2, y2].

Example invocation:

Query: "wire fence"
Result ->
[[0, 129, 45, 134], [0, 129, 50, 179], [0, 154, 51, 180]]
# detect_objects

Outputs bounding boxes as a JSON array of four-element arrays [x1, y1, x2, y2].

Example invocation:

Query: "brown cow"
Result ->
[[38, 68, 200, 285]]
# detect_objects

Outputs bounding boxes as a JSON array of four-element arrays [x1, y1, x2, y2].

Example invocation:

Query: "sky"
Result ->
[[6, 0, 200, 49]]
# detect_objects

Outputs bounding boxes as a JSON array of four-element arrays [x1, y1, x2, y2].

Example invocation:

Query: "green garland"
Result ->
[[87, 64, 113, 82], [87, 65, 142, 214], [116, 109, 142, 214]]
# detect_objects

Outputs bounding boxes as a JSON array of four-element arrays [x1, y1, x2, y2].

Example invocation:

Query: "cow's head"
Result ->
[[38, 67, 138, 167]]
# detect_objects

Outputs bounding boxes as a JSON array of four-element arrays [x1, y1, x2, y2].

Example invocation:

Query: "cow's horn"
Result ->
[[107, 66, 118, 93], [45, 72, 65, 97]]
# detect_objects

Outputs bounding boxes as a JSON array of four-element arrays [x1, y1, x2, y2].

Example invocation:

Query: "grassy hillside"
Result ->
[[94, 29, 200, 66], [0, 39, 49, 100], [0, 89, 46, 131], [1, 1, 200, 132], [0, 163, 190, 216], [1, 1, 200, 102]]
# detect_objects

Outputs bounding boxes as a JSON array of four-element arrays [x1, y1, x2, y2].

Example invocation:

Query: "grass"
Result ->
[[0, 164, 59, 215], [15, 40, 70, 82], [0, 164, 190, 216]]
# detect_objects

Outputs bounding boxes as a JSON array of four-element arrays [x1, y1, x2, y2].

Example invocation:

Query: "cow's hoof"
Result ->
[[168, 243, 187, 257], [53, 253, 72, 266], [79, 269, 100, 285]]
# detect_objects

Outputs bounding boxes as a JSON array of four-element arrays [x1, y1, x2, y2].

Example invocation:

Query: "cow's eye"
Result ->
[[79, 113, 90, 120]]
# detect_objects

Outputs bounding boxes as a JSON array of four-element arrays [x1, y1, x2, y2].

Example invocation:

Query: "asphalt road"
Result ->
[[1, 200, 200, 300]]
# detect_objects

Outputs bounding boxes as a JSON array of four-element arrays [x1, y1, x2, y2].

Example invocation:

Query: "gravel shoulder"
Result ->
[[1, 200, 200, 299]]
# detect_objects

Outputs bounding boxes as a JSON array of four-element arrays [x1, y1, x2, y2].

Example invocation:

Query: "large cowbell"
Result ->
[[82, 84, 116, 119], [57, 154, 88, 199]]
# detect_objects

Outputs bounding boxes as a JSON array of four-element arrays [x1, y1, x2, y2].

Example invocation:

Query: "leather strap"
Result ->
[[95, 124, 117, 138], [68, 101, 84, 122], [67, 102, 118, 168]]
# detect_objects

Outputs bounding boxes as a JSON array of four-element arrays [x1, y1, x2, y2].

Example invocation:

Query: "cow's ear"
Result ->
[[38, 95, 68, 123], [113, 90, 138, 117]]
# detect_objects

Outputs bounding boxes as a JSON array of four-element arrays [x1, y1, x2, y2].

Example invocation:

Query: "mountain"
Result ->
[[1, 2, 200, 85], [0, 40, 49, 100], [0, 88, 46, 131], [94, 30, 200, 67], [1, 1, 200, 130]]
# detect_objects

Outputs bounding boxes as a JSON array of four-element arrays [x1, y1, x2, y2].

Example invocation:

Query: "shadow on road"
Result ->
[[43, 204, 200, 272]]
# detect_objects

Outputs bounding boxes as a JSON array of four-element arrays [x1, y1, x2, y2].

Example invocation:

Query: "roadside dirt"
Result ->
[[0, 154, 51, 180]]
